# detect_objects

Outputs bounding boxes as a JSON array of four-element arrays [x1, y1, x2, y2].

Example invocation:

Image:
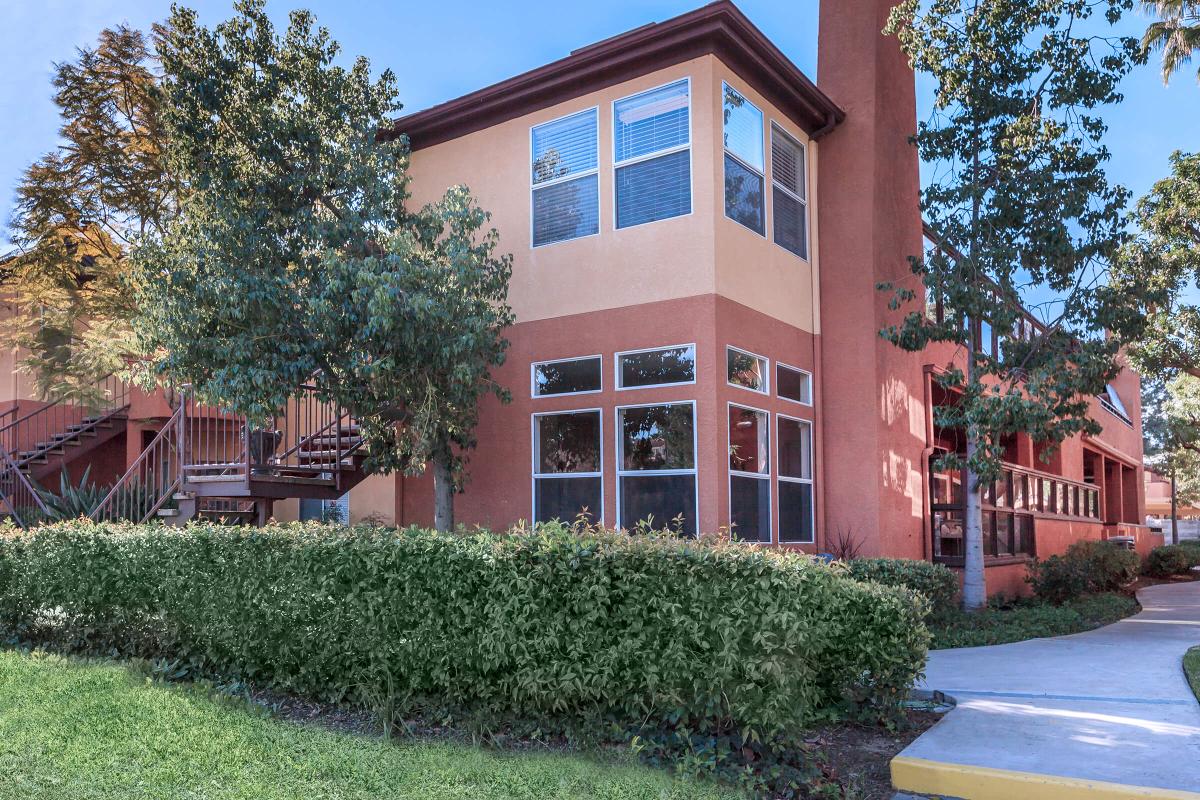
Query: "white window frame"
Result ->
[[615, 399, 699, 536], [721, 82, 766, 237], [777, 412, 815, 544], [531, 354, 604, 398], [769, 122, 809, 261], [531, 408, 604, 525], [727, 401, 772, 545], [776, 361, 814, 407], [611, 77, 694, 231], [726, 345, 769, 395], [614, 342, 697, 391], [530, 106, 601, 249]]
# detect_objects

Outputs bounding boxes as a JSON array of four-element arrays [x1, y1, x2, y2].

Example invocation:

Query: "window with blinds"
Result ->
[[613, 79, 691, 229], [723, 84, 765, 235], [531, 108, 599, 247], [771, 124, 808, 259]]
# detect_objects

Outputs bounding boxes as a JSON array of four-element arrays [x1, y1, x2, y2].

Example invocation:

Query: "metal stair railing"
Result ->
[[0, 444, 50, 528], [90, 402, 183, 524], [0, 374, 130, 470]]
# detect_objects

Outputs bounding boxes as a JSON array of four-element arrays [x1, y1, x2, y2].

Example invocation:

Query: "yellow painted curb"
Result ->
[[891, 756, 1200, 800]]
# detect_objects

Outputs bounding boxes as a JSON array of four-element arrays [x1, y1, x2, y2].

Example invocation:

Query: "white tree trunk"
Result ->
[[432, 454, 454, 533], [962, 432, 987, 611]]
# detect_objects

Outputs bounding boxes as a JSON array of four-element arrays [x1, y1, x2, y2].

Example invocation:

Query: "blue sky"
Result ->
[[2, 0, 1197, 246]]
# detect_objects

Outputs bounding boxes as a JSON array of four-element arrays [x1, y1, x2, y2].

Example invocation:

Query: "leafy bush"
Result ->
[[846, 558, 958, 614], [1027, 539, 1140, 603], [929, 592, 1138, 649], [1146, 545, 1192, 577], [1177, 540, 1200, 568], [0, 521, 929, 747]]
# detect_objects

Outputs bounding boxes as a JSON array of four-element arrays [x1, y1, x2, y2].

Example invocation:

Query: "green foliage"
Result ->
[[0, 521, 929, 750], [846, 558, 959, 614], [34, 467, 107, 522], [1139, 1, 1200, 84], [1115, 152, 1200, 380], [2, 26, 172, 397], [130, 1, 513, 529], [1184, 645, 1200, 703], [1146, 544, 1194, 576], [928, 592, 1138, 649], [1027, 540, 1140, 602], [0, 650, 735, 800]]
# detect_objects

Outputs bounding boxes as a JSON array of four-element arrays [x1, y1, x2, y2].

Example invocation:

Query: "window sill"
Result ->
[[934, 555, 1033, 568]]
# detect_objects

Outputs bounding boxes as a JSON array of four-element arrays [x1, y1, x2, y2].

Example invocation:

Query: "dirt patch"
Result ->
[[808, 711, 943, 800]]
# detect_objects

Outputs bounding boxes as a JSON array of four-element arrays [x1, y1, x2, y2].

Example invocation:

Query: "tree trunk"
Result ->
[[432, 453, 454, 533], [962, 431, 987, 611], [1171, 470, 1179, 545]]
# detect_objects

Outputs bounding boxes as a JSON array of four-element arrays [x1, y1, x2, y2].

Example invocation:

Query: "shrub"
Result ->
[[0, 521, 929, 744], [1146, 545, 1192, 577], [1027, 539, 1140, 603], [1177, 540, 1200, 568], [846, 558, 958, 614]]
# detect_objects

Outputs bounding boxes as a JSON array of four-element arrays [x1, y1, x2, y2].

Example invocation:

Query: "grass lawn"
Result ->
[[928, 592, 1139, 649], [1185, 646, 1200, 704], [0, 650, 739, 800]]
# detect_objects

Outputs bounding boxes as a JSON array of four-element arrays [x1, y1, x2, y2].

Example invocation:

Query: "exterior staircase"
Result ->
[[90, 383, 367, 526]]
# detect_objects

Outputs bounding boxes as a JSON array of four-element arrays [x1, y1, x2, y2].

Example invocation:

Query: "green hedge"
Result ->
[[1146, 545, 1193, 577], [0, 522, 929, 740], [1028, 540, 1140, 603], [845, 558, 959, 614]]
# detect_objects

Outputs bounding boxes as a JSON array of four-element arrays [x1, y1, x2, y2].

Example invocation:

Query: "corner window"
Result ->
[[531, 109, 599, 247], [723, 84, 765, 235], [533, 410, 602, 524], [771, 124, 808, 258], [778, 415, 814, 543], [617, 402, 697, 535], [617, 344, 695, 389], [614, 80, 691, 229], [727, 346, 768, 394], [729, 404, 770, 542], [776, 363, 812, 405], [532, 355, 602, 397]]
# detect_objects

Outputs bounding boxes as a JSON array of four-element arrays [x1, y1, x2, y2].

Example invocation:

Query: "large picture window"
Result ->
[[533, 410, 602, 524], [729, 404, 770, 542], [532, 355, 602, 397], [531, 108, 599, 247], [777, 415, 814, 543], [723, 84, 765, 235], [617, 344, 695, 389], [614, 80, 691, 229], [771, 124, 808, 258], [617, 402, 697, 535]]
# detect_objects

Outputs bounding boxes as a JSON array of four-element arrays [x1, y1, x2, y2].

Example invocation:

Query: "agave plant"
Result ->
[[35, 466, 109, 522]]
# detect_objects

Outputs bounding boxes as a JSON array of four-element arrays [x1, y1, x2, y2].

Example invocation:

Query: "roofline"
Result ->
[[387, 1, 844, 151]]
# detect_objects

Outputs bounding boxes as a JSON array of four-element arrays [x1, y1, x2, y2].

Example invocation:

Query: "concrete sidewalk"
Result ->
[[892, 582, 1200, 799]]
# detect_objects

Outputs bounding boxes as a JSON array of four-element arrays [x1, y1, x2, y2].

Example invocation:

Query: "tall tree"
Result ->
[[1140, 0, 1200, 83], [3, 26, 175, 401], [131, 0, 512, 531], [1115, 151, 1200, 379], [1142, 374, 1200, 541], [884, 0, 1142, 609]]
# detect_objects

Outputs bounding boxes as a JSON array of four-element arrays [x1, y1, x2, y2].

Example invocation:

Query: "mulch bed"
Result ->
[[805, 711, 943, 800]]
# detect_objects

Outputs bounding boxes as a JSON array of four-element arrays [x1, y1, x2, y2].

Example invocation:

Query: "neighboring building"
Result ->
[[0, 0, 1156, 595]]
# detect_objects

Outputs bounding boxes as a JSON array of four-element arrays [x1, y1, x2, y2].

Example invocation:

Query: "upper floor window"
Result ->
[[723, 84, 765, 235], [614, 80, 691, 229], [531, 108, 599, 247], [727, 346, 768, 394], [617, 344, 696, 389], [771, 124, 808, 258], [777, 363, 813, 405]]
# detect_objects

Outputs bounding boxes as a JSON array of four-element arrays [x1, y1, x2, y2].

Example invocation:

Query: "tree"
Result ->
[[1144, 374, 1200, 540], [1114, 151, 1200, 379], [1140, 1, 1200, 84], [131, 0, 512, 531], [884, 0, 1142, 609], [3, 26, 175, 401]]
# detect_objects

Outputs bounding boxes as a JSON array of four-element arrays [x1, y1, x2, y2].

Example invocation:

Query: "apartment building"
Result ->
[[0, 0, 1155, 595]]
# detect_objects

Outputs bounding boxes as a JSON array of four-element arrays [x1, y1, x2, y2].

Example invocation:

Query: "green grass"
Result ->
[[0, 650, 740, 800], [1184, 646, 1200, 704], [928, 592, 1139, 650]]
